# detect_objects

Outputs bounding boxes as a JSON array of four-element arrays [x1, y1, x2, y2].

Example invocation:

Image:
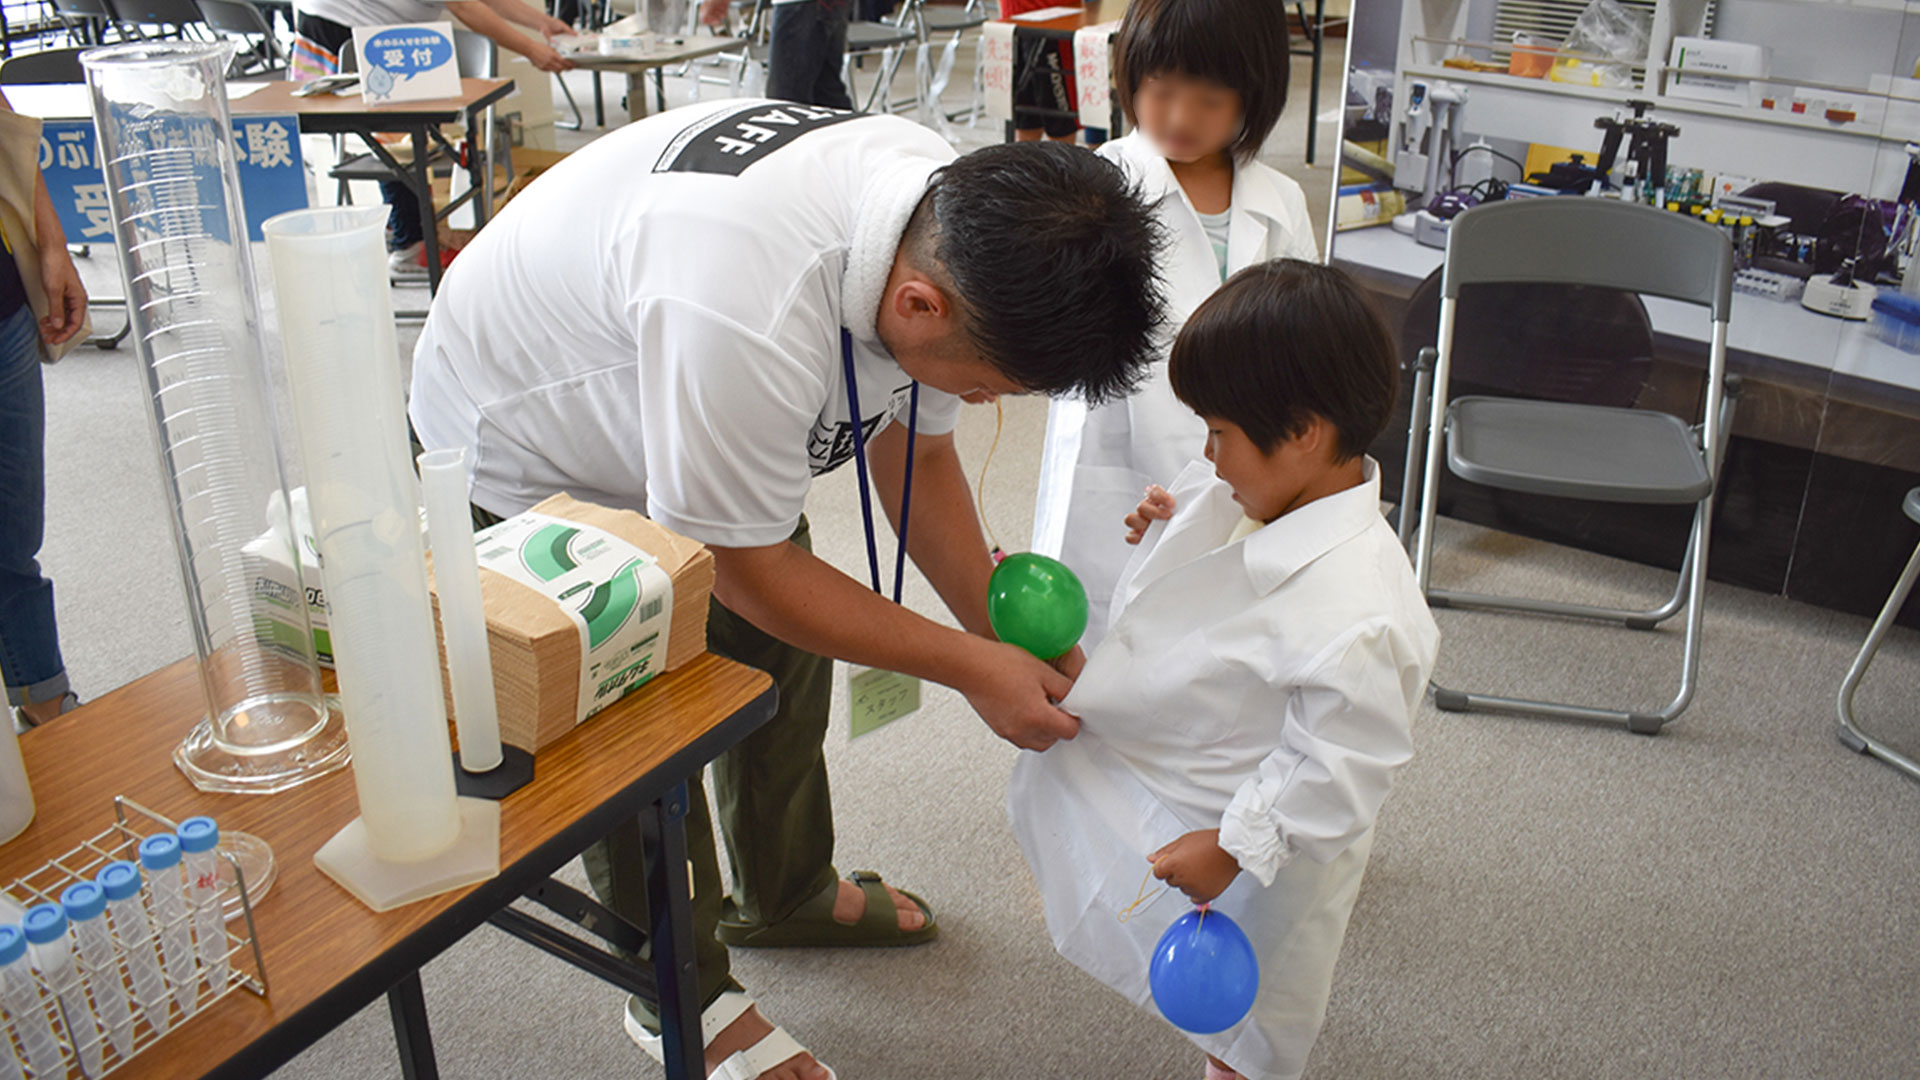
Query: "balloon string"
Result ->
[[977, 398, 1005, 560], [1118, 859, 1169, 923]]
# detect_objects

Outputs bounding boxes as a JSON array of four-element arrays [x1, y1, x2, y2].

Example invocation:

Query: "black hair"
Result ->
[[1114, 0, 1291, 164], [903, 142, 1165, 406], [1169, 259, 1397, 460]]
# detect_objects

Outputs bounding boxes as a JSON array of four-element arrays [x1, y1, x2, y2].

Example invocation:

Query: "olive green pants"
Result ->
[[467, 500, 835, 1010]]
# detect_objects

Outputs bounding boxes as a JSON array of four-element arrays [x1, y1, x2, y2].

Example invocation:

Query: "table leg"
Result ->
[[641, 782, 703, 1080], [471, 103, 493, 225], [594, 71, 607, 127], [627, 70, 650, 124], [1305, 0, 1324, 165], [387, 971, 441, 1080], [412, 127, 444, 294]]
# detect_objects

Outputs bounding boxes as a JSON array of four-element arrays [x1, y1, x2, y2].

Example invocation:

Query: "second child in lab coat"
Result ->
[[1034, 0, 1319, 647], [1010, 261, 1439, 1080]]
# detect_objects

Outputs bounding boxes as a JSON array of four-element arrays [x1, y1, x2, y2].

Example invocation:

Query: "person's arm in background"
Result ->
[[0, 90, 87, 347], [32, 168, 85, 346], [697, 0, 728, 25], [444, 0, 575, 72]]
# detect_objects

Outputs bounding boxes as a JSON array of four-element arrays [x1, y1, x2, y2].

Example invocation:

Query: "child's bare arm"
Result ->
[[1124, 485, 1176, 544]]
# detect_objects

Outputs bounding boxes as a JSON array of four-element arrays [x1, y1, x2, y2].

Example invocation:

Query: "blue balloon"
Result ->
[[1148, 907, 1259, 1034]]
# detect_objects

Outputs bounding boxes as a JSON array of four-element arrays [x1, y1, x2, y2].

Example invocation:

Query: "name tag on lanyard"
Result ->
[[842, 328, 924, 738]]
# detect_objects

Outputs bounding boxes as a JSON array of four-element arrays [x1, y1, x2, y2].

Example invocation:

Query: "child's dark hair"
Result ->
[[1113, 0, 1291, 164], [1170, 260, 1398, 460]]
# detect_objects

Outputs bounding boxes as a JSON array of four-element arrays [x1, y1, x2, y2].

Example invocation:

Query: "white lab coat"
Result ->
[[1009, 458, 1439, 1080], [1032, 131, 1321, 647]]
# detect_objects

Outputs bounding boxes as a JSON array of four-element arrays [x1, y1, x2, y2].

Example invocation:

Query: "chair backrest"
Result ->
[[49, 0, 117, 20], [1401, 269, 1655, 410], [1443, 198, 1734, 322], [195, 0, 271, 38], [107, 0, 207, 29], [452, 27, 496, 78], [0, 46, 89, 85]]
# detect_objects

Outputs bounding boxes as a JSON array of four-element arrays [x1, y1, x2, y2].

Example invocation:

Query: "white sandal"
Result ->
[[625, 990, 838, 1080]]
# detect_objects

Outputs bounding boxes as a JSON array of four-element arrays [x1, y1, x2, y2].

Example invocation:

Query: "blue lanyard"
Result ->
[[842, 328, 918, 603]]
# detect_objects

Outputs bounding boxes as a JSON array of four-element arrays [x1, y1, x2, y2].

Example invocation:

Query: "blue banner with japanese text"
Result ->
[[37, 114, 306, 246]]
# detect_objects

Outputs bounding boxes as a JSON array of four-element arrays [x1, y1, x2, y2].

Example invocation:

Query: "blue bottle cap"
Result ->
[[0, 926, 23, 967], [98, 862, 142, 902], [21, 903, 66, 945], [177, 817, 219, 854], [138, 833, 181, 871], [61, 882, 105, 922]]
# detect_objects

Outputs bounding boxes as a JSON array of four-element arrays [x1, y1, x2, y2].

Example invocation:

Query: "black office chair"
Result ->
[[196, 0, 286, 77], [0, 46, 88, 84]]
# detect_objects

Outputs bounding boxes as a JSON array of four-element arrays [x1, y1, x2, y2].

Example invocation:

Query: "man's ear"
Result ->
[[891, 278, 952, 321]]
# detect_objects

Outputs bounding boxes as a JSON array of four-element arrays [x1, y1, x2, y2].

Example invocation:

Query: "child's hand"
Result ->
[[1149, 829, 1239, 904], [1124, 485, 1175, 545]]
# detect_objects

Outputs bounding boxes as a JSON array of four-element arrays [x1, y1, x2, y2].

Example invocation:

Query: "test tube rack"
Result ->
[[2, 798, 269, 1077]]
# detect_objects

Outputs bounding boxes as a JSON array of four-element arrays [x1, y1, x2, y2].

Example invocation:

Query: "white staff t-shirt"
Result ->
[[296, 0, 451, 29], [409, 98, 964, 550]]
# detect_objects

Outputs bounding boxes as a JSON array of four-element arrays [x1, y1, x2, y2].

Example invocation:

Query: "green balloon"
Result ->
[[987, 553, 1089, 660]]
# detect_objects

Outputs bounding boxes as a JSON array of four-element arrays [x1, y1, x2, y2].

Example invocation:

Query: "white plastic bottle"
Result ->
[[62, 882, 134, 1061], [24, 902, 102, 1077], [0, 923, 63, 1077], [0, 720, 32, 845], [177, 818, 229, 992], [99, 861, 170, 1036], [137, 835, 197, 1015]]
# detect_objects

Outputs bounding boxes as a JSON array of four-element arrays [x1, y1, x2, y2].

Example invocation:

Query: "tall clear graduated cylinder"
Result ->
[[82, 43, 350, 794]]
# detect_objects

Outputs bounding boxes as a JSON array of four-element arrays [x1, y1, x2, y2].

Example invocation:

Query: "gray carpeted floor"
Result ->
[[28, 43, 1920, 1080]]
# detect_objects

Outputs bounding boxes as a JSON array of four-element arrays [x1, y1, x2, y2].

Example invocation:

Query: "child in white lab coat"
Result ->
[[1010, 261, 1440, 1080], [1034, 0, 1318, 648]]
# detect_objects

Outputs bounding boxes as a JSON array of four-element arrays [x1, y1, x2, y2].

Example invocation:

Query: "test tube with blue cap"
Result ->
[[98, 861, 170, 1036], [138, 834, 197, 1015], [62, 881, 135, 1061], [0, 923, 62, 1077], [24, 902, 102, 1077], [178, 818, 228, 992]]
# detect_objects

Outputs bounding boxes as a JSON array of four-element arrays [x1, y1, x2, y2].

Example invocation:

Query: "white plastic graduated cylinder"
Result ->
[[419, 448, 504, 774], [263, 206, 462, 864]]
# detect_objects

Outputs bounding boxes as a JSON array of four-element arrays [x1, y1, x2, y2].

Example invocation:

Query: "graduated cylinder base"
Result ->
[[314, 798, 500, 912], [174, 705, 352, 795]]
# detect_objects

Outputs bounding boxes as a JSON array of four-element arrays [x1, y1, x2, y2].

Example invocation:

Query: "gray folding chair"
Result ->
[[1835, 487, 1920, 781], [105, 0, 208, 39], [842, 2, 917, 114], [48, 0, 124, 44], [0, 44, 87, 82], [195, 0, 286, 76], [1404, 198, 1740, 735]]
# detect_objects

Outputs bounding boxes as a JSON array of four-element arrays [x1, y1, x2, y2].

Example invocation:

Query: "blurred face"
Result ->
[[1200, 414, 1333, 523], [1133, 72, 1244, 163]]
